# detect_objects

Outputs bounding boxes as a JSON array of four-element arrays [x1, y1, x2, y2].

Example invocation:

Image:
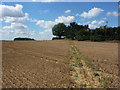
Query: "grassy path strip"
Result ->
[[69, 41, 119, 88]]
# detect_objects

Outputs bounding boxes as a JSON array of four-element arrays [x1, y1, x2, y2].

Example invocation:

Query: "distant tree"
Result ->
[[66, 22, 89, 40], [65, 26, 75, 40], [52, 23, 67, 38], [76, 30, 90, 41], [14, 37, 35, 41], [69, 22, 80, 39], [90, 35, 105, 41], [52, 22, 120, 41]]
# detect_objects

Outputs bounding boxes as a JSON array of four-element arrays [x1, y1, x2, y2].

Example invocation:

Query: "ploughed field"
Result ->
[[2, 40, 70, 88], [74, 41, 118, 76], [2, 40, 119, 88]]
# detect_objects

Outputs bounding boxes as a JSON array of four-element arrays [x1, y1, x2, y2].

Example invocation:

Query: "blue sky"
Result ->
[[0, 2, 119, 40]]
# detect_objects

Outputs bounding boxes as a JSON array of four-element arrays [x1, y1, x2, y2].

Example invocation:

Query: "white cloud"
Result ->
[[3, 23, 35, 36], [0, 4, 24, 18], [0, 18, 3, 22], [1, 4, 29, 24], [30, 19, 38, 22], [39, 29, 51, 35], [98, 20, 105, 25], [4, 13, 29, 23], [36, 16, 75, 40], [91, 20, 97, 24], [3, 23, 28, 34], [55, 16, 75, 24], [107, 12, 111, 16], [36, 20, 56, 29], [80, 7, 104, 18], [88, 20, 105, 29], [107, 11, 118, 16], [112, 11, 118, 16], [119, 5, 120, 9], [1, 4, 35, 40], [36, 16, 75, 29], [89, 24, 97, 29], [78, 23, 81, 25], [39, 29, 53, 40], [3, 26, 11, 30], [65, 10, 71, 13]]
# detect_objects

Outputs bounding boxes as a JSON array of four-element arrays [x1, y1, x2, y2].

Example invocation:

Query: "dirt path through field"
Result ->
[[70, 41, 119, 88], [74, 41, 118, 76]]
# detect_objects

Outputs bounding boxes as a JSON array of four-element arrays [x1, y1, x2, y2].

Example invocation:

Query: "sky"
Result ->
[[0, 1, 119, 40]]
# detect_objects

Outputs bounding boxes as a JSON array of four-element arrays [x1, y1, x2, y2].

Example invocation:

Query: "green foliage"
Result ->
[[52, 22, 120, 42], [74, 74, 78, 77], [52, 37, 64, 40], [72, 64, 77, 67], [52, 23, 67, 38], [93, 72, 100, 77], [90, 35, 105, 42], [76, 35, 89, 41], [77, 62, 83, 67], [69, 56, 73, 59], [70, 68, 76, 72], [81, 84, 87, 87]]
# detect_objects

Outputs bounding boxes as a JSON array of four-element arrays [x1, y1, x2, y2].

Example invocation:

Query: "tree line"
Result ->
[[14, 37, 35, 41], [52, 22, 120, 41]]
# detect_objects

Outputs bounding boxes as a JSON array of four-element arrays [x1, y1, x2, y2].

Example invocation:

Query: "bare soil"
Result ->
[[69, 42, 119, 88], [74, 41, 118, 76], [2, 40, 119, 88], [2, 40, 70, 88]]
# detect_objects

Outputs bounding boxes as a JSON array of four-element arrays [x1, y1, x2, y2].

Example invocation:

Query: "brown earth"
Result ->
[[74, 41, 118, 76], [2, 40, 119, 88], [69, 42, 119, 88], [2, 40, 70, 88]]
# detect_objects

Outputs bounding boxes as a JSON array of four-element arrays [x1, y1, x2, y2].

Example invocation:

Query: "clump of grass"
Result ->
[[93, 72, 99, 77], [99, 76, 112, 88], [76, 55, 82, 60], [71, 60, 75, 62], [82, 84, 87, 87], [73, 52, 76, 55], [72, 64, 77, 67], [70, 68, 76, 72], [69, 56, 73, 59], [93, 65, 99, 71], [76, 57, 80, 60], [77, 62, 83, 67], [74, 74, 78, 77], [74, 46, 77, 49], [78, 83, 87, 87], [71, 48, 74, 51], [69, 49, 72, 52]]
